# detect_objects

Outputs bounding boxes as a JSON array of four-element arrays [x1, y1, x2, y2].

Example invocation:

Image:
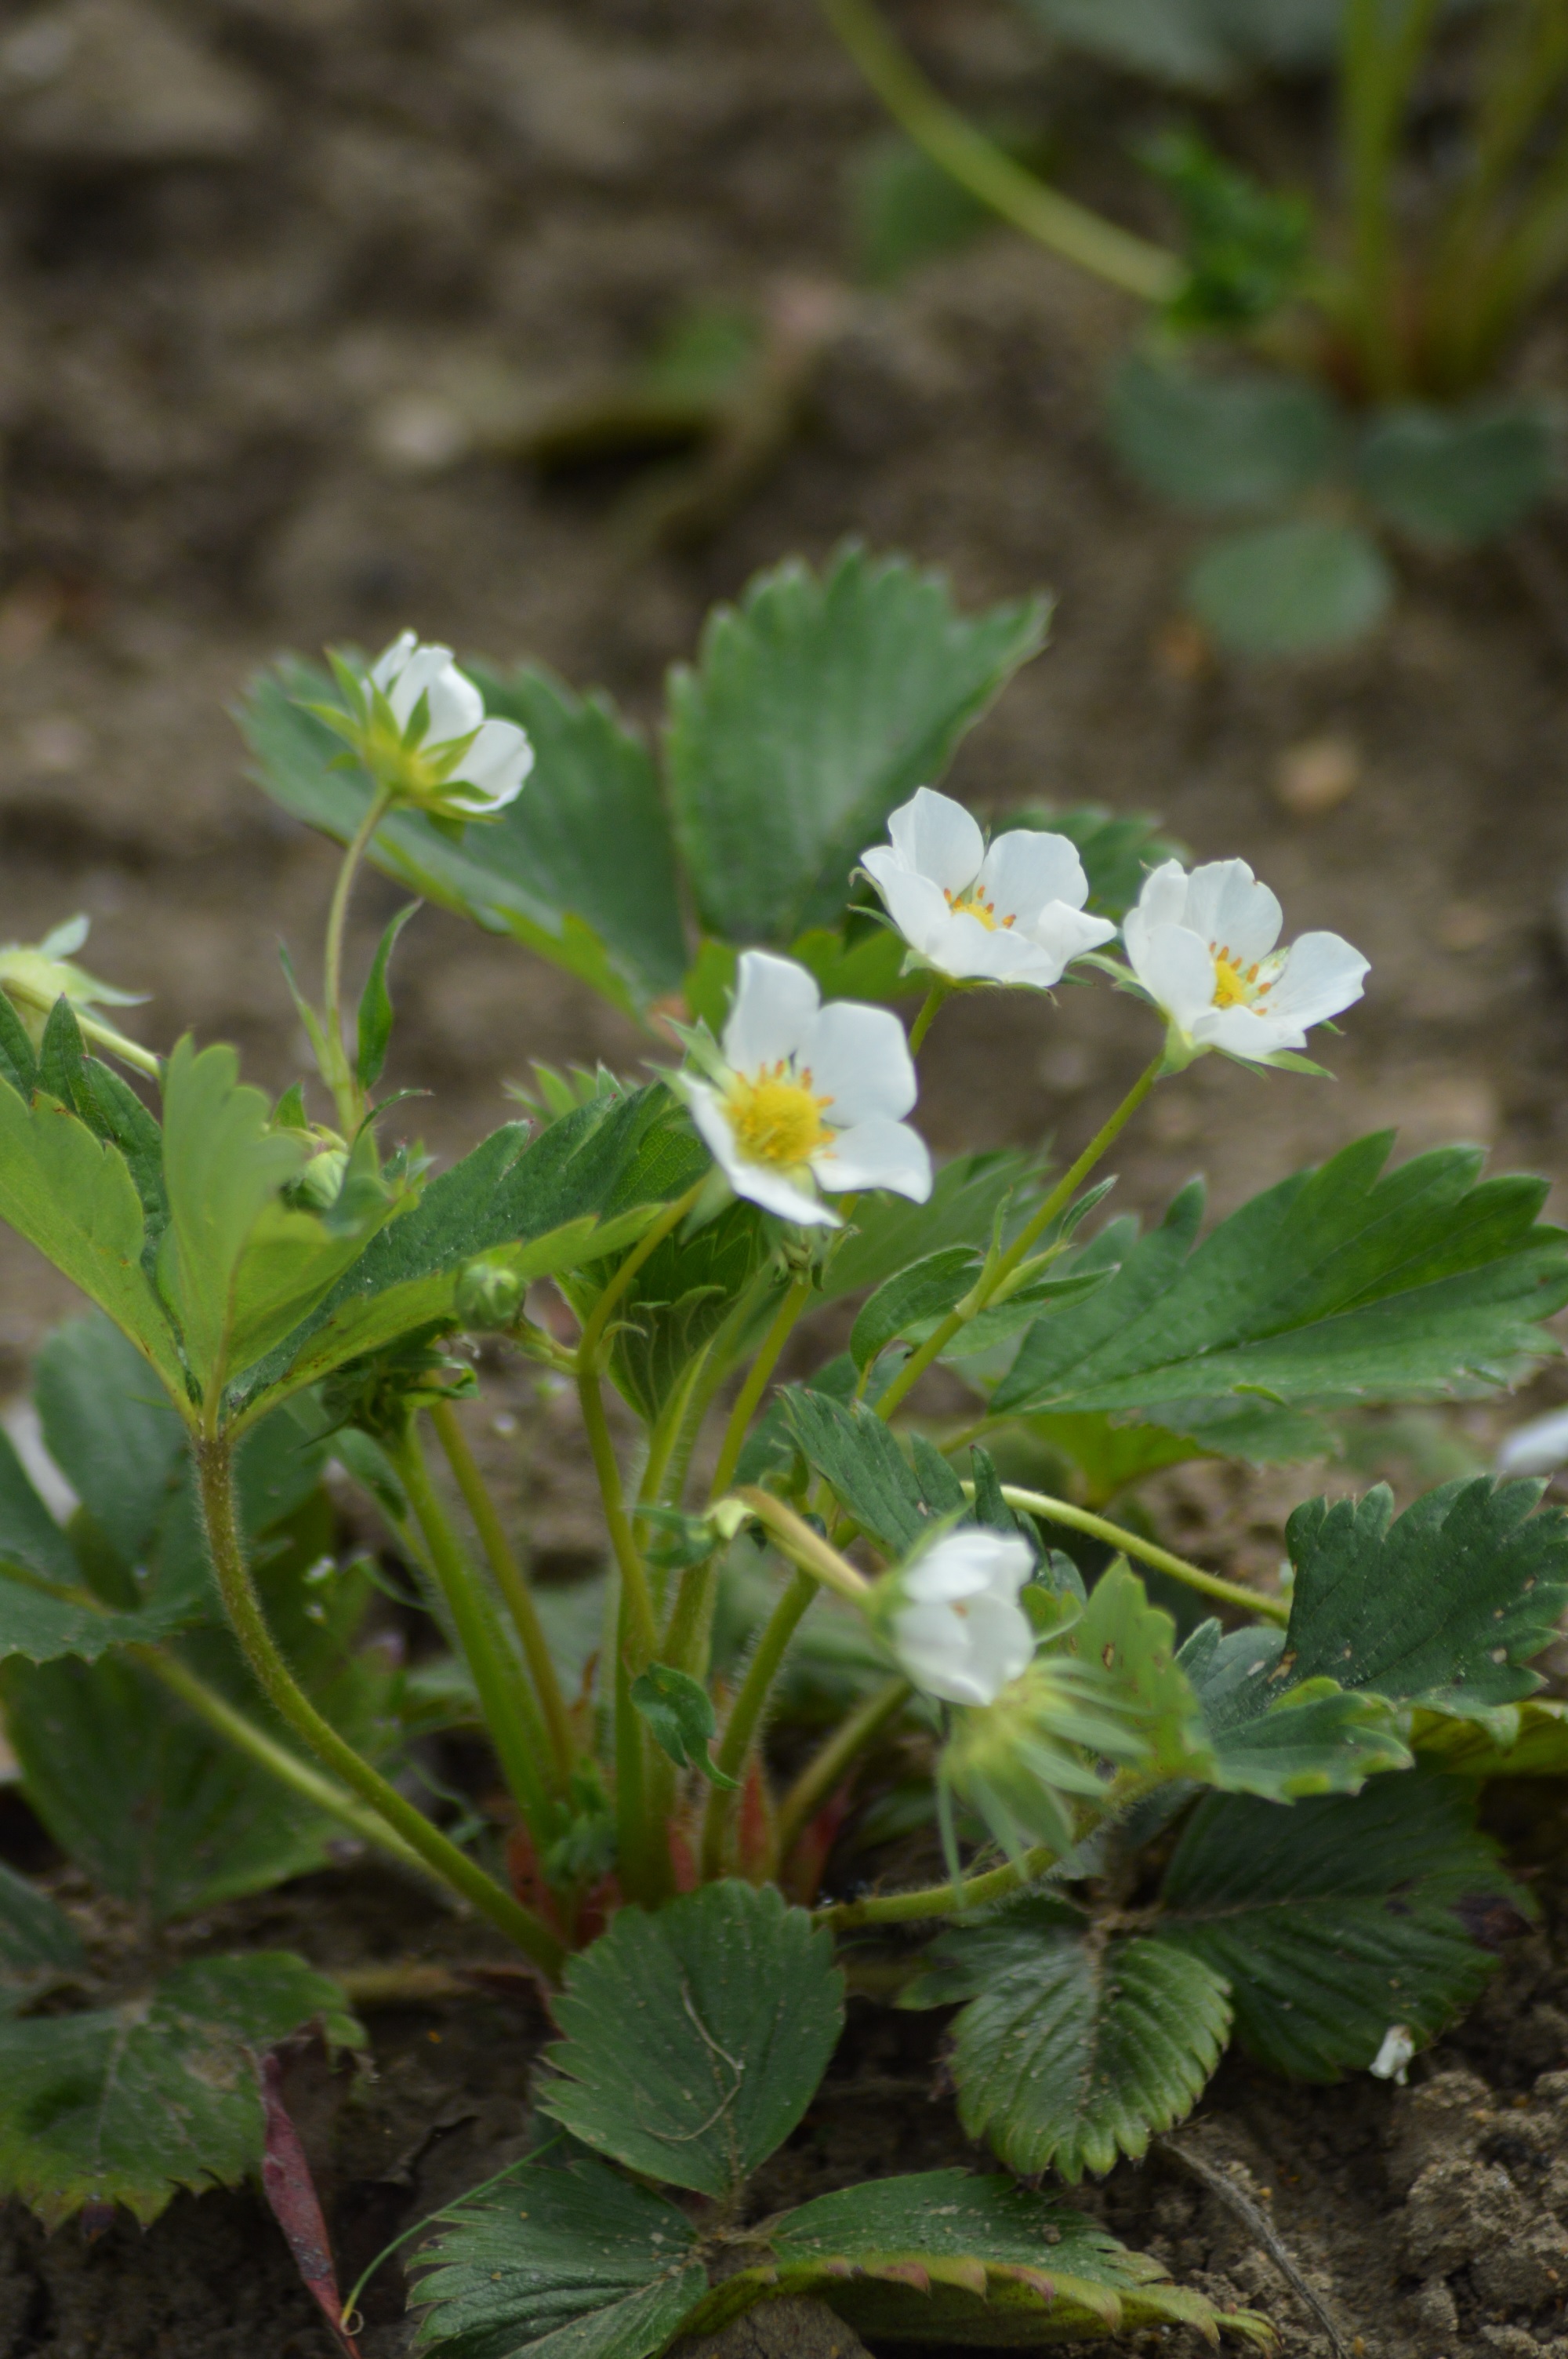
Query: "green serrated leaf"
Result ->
[[1157, 1767, 1527, 2079], [851, 1247, 980, 1372], [0, 1862, 83, 2015], [539, 1881, 843, 2199], [994, 1135, 1568, 1421], [1057, 1563, 1210, 1778], [0, 989, 38, 1096], [760, 2168, 1265, 2344], [1108, 354, 1336, 513], [1185, 518, 1393, 656], [1276, 1477, 1568, 1722], [0, 1953, 361, 2226], [667, 544, 1050, 944], [588, 1196, 768, 1424], [245, 659, 686, 1020], [781, 1387, 955, 1555], [630, 1662, 739, 1787], [0, 1073, 184, 1402], [1178, 1621, 1410, 1798], [927, 1905, 1232, 2177], [1356, 400, 1555, 546], [410, 2153, 706, 2359]]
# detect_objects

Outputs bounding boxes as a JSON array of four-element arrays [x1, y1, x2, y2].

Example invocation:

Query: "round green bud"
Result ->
[[456, 1257, 524, 1329]]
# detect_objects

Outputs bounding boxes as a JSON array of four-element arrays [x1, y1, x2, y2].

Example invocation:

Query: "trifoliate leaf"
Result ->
[[538, 1881, 843, 2199], [757, 2168, 1269, 2344], [1356, 400, 1555, 546], [0, 1953, 361, 2226], [667, 544, 1049, 944], [908, 1899, 1231, 2178], [1157, 1767, 1528, 2078], [629, 1662, 738, 1787], [409, 2153, 705, 2359], [1273, 1478, 1568, 1722], [994, 1134, 1568, 1420]]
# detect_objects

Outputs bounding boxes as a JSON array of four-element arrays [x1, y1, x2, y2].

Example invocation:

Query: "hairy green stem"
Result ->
[[709, 1277, 813, 1502], [394, 1426, 558, 1837], [193, 1434, 563, 1975], [773, 1676, 911, 1870], [701, 1568, 817, 1878], [816, 1842, 1056, 1929], [131, 1645, 430, 1880], [579, 1371, 659, 1659], [991, 1482, 1288, 1625], [818, 0, 1182, 304], [321, 784, 393, 1130], [876, 1056, 1162, 1420], [730, 1488, 873, 1602], [429, 1398, 575, 1782]]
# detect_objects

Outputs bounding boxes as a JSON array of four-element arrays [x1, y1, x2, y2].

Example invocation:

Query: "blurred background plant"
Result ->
[[823, 0, 1568, 655]]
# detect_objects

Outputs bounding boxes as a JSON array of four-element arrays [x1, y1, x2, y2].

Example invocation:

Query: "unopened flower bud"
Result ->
[[455, 1256, 524, 1329], [296, 1146, 349, 1209]]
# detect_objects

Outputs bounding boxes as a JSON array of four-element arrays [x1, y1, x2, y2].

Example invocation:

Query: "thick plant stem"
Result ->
[[430, 1398, 575, 1781], [992, 1483, 1288, 1625], [730, 1488, 872, 1603], [709, 1277, 813, 1502], [131, 1645, 430, 1881], [392, 1427, 559, 1838], [816, 1843, 1056, 1930], [907, 982, 949, 1056], [321, 784, 393, 1129], [701, 1568, 818, 1878], [773, 1677, 911, 1870], [876, 1056, 1162, 1421], [193, 1434, 564, 1976], [818, 0, 1182, 305]]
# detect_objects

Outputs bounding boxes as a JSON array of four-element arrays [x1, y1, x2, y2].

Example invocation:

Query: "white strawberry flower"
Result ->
[[358, 631, 533, 818], [1123, 857, 1368, 1066], [682, 950, 932, 1229], [886, 1528, 1036, 1707], [860, 787, 1116, 989]]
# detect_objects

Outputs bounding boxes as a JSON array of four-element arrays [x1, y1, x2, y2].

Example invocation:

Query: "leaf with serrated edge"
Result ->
[[538, 1881, 843, 2199], [996, 1134, 1568, 1420], [0, 1861, 82, 2014], [410, 2153, 704, 2359], [668, 544, 1050, 944], [758, 2169, 1270, 2346], [852, 1246, 980, 1372], [1057, 1564, 1211, 1778], [0, 1953, 361, 2226], [1158, 1767, 1526, 2079], [782, 1387, 953, 1557], [1178, 1621, 1410, 1799], [0, 1080, 184, 1402]]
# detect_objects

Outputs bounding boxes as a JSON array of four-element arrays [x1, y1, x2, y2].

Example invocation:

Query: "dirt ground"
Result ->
[[4, 0, 1568, 2352]]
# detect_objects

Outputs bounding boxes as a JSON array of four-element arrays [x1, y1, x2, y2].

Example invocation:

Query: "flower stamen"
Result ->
[[721, 1065, 835, 1170]]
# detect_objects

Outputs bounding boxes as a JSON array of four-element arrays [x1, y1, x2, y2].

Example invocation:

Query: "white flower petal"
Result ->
[[912, 1530, 1035, 1601], [423, 660, 485, 745], [722, 951, 821, 1074], [886, 787, 983, 894], [814, 1113, 931, 1200], [861, 851, 952, 957], [933, 914, 1058, 983], [963, 1591, 1036, 1692], [1130, 858, 1191, 934], [382, 643, 456, 731], [686, 1081, 839, 1227], [892, 1601, 1000, 1703], [1193, 1003, 1306, 1059], [369, 629, 418, 694], [450, 717, 534, 809], [979, 830, 1091, 921], [891, 1528, 1036, 1703], [1182, 860, 1282, 964], [1263, 930, 1369, 1027], [800, 998, 916, 1123], [1024, 903, 1119, 965], [1127, 921, 1216, 1031]]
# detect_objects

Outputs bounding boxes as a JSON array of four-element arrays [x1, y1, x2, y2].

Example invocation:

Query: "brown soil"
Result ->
[[4, 1, 1568, 2353]]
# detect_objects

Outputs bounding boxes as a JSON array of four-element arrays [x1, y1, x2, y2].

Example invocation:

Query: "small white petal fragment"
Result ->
[[888, 1528, 1036, 1706], [862, 787, 1116, 989], [1369, 2024, 1415, 2085], [362, 631, 534, 819], [1123, 856, 1368, 1066], [681, 950, 932, 1229]]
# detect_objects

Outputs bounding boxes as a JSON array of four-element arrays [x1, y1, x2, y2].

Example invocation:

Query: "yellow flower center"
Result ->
[[944, 887, 1015, 934], [724, 1063, 834, 1169], [1210, 945, 1275, 1011]]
